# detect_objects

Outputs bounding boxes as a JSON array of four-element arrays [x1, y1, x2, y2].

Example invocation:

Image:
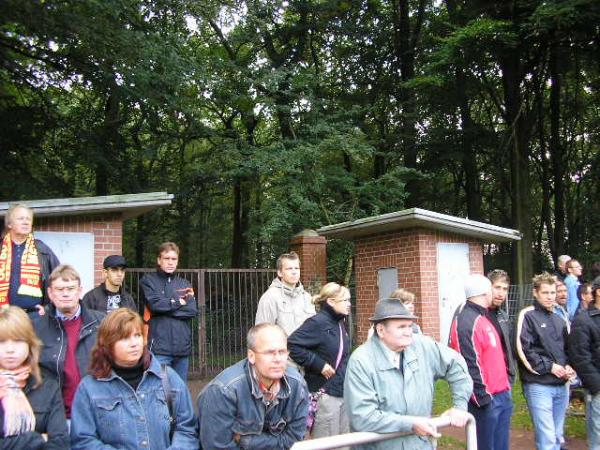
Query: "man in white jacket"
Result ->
[[255, 251, 315, 337]]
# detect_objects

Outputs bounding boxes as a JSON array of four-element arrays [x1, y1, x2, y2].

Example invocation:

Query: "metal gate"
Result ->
[[126, 268, 277, 377]]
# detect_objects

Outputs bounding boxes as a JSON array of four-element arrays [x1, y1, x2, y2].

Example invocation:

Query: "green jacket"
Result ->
[[343, 333, 472, 450]]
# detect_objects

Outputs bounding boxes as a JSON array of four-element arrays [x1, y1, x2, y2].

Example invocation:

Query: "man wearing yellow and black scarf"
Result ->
[[0, 204, 59, 318]]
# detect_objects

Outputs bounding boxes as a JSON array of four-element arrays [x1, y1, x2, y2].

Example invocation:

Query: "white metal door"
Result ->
[[35, 231, 95, 295], [437, 243, 470, 343]]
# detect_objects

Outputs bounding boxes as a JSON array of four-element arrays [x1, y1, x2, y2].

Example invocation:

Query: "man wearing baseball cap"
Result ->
[[449, 273, 512, 450], [82, 255, 136, 313], [344, 295, 472, 449]]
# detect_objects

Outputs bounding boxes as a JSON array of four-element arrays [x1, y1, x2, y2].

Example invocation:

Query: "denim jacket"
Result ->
[[70, 355, 199, 450], [198, 358, 309, 449]]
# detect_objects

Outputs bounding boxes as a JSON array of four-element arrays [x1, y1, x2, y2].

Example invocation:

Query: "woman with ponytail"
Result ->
[[0, 305, 69, 449], [288, 282, 351, 442]]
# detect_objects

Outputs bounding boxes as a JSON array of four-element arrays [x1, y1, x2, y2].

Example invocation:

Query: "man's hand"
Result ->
[[565, 365, 577, 380], [177, 287, 194, 304], [551, 363, 567, 378], [411, 417, 441, 438], [442, 408, 470, 428], [321, 363, 335, 379], [35, 304, 46, 316]]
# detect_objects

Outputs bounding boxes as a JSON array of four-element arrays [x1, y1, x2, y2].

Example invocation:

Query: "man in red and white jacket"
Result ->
[[449, 274, 512, 450]]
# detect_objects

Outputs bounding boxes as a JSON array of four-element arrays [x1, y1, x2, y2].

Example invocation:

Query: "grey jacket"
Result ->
[[344, 334, 472, 450], [255, 278, 315, 337]]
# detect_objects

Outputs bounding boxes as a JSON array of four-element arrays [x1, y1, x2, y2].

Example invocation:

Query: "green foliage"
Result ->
[[0, 0, 597, 273]]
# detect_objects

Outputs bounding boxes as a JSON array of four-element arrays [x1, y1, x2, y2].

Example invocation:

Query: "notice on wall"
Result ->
[[35, 231, 95, 295]]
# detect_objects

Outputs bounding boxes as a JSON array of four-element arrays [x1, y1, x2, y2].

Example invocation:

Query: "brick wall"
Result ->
[[289, 232, 327, 294], [35, 213, 123, 286], [353, 227, 484, 342]]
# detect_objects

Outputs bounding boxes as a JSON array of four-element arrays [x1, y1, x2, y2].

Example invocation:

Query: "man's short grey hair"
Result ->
[[247, 323, 287, 350], [557, 255, 571, 266], [4, 203, 33, 229]]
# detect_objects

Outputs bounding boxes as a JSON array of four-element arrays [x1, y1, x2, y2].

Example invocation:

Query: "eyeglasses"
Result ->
[[331, 297, 351, 303], [252, 349, 289, 358]]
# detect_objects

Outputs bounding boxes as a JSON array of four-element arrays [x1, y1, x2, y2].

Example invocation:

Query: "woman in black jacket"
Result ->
[[288, 282, 351, 440], [0, 306, 69, 449]]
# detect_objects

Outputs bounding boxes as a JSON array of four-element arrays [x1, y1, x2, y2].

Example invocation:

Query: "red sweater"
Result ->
[[61, 317, 82, 417]]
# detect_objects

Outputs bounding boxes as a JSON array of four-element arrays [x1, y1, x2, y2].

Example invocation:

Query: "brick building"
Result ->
[[313, 208, 521, 343], [0, 192, 172, 292]]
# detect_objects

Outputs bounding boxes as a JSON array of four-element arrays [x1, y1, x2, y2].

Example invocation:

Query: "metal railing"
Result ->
[[291, 414, 477, 450], [125, 268, 277, 377]]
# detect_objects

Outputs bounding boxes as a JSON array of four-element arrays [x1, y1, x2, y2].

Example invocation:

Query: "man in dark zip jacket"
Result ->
[[141, 242, 197, 382], [33, 265, 104, 419], [516, 272, 575, 450], [568, 283, 600, 448]]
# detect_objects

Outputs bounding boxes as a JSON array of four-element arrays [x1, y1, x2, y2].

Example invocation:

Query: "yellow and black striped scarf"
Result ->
[[0, 233, 42, 307]]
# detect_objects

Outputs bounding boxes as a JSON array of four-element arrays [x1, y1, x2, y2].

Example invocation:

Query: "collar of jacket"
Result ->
[[369, 334, 418, 372], [587, 305, 600, 317], [533, 300, 554, 314], [465, 300, 489, 315], [320, 301, 347, 322], [156, 268, 176, 279], [272, 277, 303, 298], [245, 359, 291, 402], [101, 282, 124, 296], [47, 303, 98, 328]]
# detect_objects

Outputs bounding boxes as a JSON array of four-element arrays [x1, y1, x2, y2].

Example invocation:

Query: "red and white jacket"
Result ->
[[449, 301, 510, 407]]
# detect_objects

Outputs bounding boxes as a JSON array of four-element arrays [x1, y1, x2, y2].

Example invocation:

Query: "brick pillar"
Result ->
[[289, 229, 327, 294]]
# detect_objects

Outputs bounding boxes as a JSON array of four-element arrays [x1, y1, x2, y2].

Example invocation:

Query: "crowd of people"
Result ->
[[0, 202, 599, 450]]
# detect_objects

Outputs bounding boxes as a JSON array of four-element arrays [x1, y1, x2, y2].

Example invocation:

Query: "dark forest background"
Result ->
[[1, 0, 598, 283]]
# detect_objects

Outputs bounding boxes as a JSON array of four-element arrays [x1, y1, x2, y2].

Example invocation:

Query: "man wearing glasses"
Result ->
[[33, 264, 105, 421], [198, 323, 309, 449], [565, 259, 584, 320]]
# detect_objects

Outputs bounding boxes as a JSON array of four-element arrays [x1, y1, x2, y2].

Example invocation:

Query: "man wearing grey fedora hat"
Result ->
[[344, 296, 473, 450]]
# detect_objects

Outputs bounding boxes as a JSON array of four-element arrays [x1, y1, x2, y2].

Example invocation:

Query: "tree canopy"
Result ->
[[1, 0, 598, 282]]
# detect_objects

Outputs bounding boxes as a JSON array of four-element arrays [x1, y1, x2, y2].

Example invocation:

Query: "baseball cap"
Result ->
[[103, 255, 128, 269]]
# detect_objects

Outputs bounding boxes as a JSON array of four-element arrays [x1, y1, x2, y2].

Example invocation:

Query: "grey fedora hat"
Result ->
[[369, 298, 418, 322]]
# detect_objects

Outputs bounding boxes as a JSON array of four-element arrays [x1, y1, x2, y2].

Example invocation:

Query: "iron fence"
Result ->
[[123, 268, 535, 378], [126, 268, 277, 378], [506, 283, 534, 323]]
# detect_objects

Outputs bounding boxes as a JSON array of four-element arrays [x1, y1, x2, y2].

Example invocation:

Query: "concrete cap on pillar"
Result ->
[[293, 229, 320, 237]]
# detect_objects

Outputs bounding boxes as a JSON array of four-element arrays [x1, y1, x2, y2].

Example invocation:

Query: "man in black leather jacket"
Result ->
[[82, 255, 136, 313]]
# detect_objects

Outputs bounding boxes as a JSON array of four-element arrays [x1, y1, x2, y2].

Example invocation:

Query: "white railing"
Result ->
[[291, 414, 477, 450]]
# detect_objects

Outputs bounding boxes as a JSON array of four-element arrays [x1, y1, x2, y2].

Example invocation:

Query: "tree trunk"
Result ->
[[392, 0, 424, 207], [499, 50, 533, 284], [96, 91, 120, 195], [549, 37, 566, 260]]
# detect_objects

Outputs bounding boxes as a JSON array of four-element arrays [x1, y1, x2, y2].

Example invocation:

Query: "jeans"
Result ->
[[468, 389, 513, 450], [523, 383, 569, 450], [586, 391, 600, 450], [154, 354, 189, 382]]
